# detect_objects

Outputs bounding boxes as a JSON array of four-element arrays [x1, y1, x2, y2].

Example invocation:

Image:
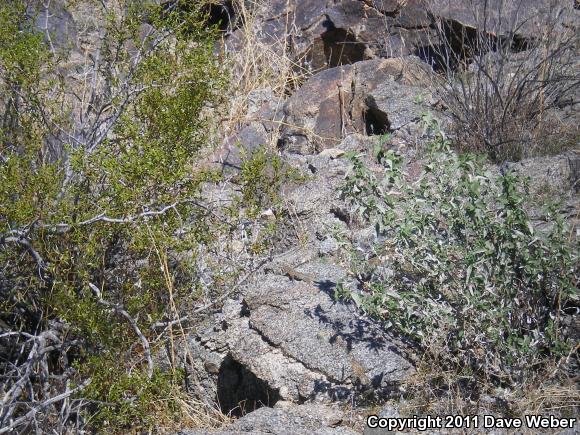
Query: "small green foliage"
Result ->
[[339, 117, 579, 385], [82, 364, 185, 431], [0, 0, 226, 432], [0, 2, 50, 87], [340, 143, 401, 232], [238, 145, 303, 217]]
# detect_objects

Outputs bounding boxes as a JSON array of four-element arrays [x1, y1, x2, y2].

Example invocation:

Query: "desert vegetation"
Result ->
[[0, 0, 578, 433], [418, 0, 579, 161], [338, 117, 579, 417], [1, 0, 232, 431]]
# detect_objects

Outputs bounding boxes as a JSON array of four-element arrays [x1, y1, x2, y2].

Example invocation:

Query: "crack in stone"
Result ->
[[245, 310, 353, 385]]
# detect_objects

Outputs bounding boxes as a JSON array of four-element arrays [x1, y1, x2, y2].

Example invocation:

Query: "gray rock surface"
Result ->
[[505, 151, 580, 240], [183, 270, 414, 411], [168, 143, 419, 418], [280, 57, 435, 153], [186, 2, 578, 433], [213, 124, 270, 171], [178, 402, 359, 434], [506, 151, 580, 195], [223, 0, 578, 74]]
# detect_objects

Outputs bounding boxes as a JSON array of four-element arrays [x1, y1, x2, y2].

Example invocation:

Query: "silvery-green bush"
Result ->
[[339, 120, 578, 384]]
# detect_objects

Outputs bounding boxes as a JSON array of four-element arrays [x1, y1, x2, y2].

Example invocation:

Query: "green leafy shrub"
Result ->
[[238, 145, 304, 217], [339, 119, 578, 387], [0, 0, 228, 432]]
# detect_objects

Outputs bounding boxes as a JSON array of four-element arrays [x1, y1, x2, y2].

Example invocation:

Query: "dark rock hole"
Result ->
[[162, 0, 239, 33], [240, 300, 251, 317], [321, 20, 367, 67], [365, 107, 391, 136], [413, 20, 481, 72], [217, 356, 280, 417], [414, 19, 530, 72], [204, 0, 236, 32]]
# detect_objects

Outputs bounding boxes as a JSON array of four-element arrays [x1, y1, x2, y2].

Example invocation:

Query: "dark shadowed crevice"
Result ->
[[414, 18, 531, 72], [204, 0, 236, 32], [503, 33, 531, 52], [161, 0, 240, 33], [217, 356, 280, 417], [414, 42, 454, 72], [320, 19, 367, 68], [364, 106, 391, 136], [413, 20, 482, 71]]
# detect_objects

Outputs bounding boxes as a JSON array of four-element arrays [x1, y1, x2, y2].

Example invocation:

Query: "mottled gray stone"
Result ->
[[177, 402, 358, 434], [505, 151, 580, 195], [280, 57, 434, 153]]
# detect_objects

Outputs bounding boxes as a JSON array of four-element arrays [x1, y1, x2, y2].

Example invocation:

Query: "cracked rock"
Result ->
[[184, 271, 414, 415], [279, 57, 435, 153]]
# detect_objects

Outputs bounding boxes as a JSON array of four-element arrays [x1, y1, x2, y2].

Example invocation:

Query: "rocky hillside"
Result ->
[[0, 0, 578, 433]]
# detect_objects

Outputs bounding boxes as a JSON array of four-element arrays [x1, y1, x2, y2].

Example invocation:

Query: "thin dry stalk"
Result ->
[[207, 0, 310, 151], [416, 0, 579, 161]]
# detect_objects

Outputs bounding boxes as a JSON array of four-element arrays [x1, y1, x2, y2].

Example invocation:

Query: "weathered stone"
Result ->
[[251, 291, 412, 387], [319, 148, 345, 159], [397, 0, 431, 28], [31, 0, 78, 50], [178, 402, 358, 434], [280, 57, 434, 152], [280, 64, 355, 153], [319, 236, 340, 256], [425, 0, 575, 37], [211, 124, 269, 171], [365, 0, 401, 15], [294, 0, 328, 30], [505, 151, 580, 195], [184, 267, 414, 415], [295, 1, 391, 70], [223, 0, 578, 81]]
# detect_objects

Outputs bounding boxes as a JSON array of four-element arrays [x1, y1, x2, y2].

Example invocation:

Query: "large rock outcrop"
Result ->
[[280, 56, 436, 153], [177, 269, 414, 416], [224, 0, 577, 71]]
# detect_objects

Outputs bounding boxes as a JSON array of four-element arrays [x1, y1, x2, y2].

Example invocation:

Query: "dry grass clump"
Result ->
[[207, 0, 310, 150], [399, 340, 579, 425]]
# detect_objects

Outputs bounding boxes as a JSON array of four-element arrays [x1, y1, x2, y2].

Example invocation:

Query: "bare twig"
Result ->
[[0, 379, 91, 435], [0, 233, 47, 275], [88, 282, 154, 379]]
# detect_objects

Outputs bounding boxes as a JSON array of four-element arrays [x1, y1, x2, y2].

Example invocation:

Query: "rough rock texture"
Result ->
[[182, 135, 579, 433], [183, 270, 413, 412], [209, 88, 285, 172], [219, 0, 578, 160], [224, 0, 578, 73], [280, 57, 436, 153], [421, 0, 577, 37], [163, 135, 421, 435], [505, 151, 580, 238], [178, 402, 358, 434], [506, 150, 580, 195], [213, 124, 269, 171]]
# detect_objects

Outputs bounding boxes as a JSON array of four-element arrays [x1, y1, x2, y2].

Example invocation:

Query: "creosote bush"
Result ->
[[338, 118, 578, 401], [0, 0, 234, 432]]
